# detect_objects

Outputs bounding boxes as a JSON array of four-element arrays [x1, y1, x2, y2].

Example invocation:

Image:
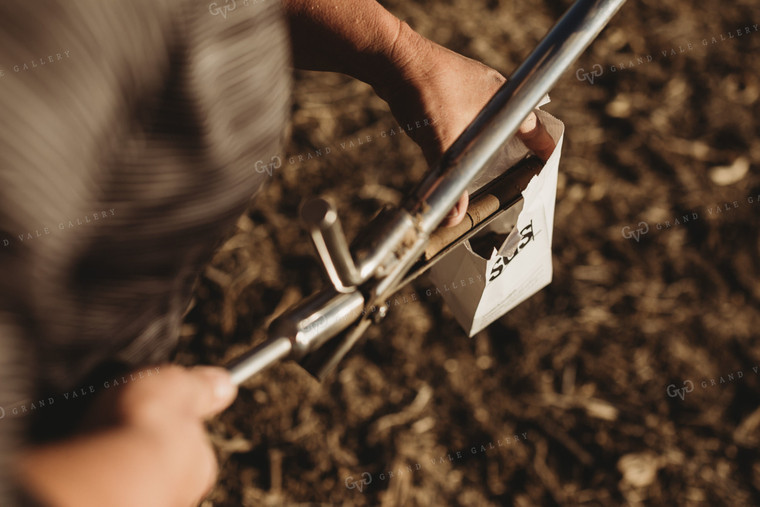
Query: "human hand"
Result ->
[[372, 22, 557, 227], [282, 0, 555, 226], [18, 365, 237, 507]]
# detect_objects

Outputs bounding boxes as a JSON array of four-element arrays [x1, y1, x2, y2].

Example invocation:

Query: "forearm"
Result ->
[[282, 0, 427, 91], [280, 0, 555, 177]]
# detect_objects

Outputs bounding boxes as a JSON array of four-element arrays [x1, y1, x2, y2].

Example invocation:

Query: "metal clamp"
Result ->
[[301, 198, 361, 292]]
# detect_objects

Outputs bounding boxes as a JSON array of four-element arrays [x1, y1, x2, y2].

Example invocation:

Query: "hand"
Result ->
[[372, 21, 557, 226], [282, 0, 556, 226], [17, 365, 237, 507]]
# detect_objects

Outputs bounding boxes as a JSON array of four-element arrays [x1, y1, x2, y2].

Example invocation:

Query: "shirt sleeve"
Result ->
[[0, 0, 291, 504]]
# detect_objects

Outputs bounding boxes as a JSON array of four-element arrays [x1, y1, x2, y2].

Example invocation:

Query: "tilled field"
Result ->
[[176, 0, 760, 505]]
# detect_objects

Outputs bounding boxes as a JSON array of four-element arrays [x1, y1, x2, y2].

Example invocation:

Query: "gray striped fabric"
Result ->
[[0, 0, 291, 502]]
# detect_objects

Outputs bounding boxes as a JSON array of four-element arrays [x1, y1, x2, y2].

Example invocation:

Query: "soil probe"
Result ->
[[225, 0, 628, 384]]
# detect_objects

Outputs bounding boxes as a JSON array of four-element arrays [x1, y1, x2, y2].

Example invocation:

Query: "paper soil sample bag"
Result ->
[[427, 107, 565, 337]]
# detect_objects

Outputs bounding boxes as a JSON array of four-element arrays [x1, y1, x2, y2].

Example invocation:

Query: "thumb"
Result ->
[[516, 112, 556, 162], [186, 366, 238, 419]]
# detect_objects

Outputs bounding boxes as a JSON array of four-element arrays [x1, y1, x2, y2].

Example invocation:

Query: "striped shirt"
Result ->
[[0, 0, 291, 503]]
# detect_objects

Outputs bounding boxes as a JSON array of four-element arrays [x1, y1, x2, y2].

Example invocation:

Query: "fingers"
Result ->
[[440, 111, 553, 229], [78, 365, 232, 505], [516, 111, 556, 162], [185, 366, 238, 419], [442, 191, 469, 228], [117, 365, 238, 426]]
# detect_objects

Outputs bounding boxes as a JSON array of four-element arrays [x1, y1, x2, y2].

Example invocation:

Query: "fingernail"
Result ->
[[196, 367, 237, 403]]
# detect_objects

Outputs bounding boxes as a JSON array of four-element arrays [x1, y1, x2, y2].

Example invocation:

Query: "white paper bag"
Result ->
[[428, 107, 565, 337]]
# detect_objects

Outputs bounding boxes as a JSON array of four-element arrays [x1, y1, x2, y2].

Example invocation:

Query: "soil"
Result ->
[[175, 0, 760, 505]]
